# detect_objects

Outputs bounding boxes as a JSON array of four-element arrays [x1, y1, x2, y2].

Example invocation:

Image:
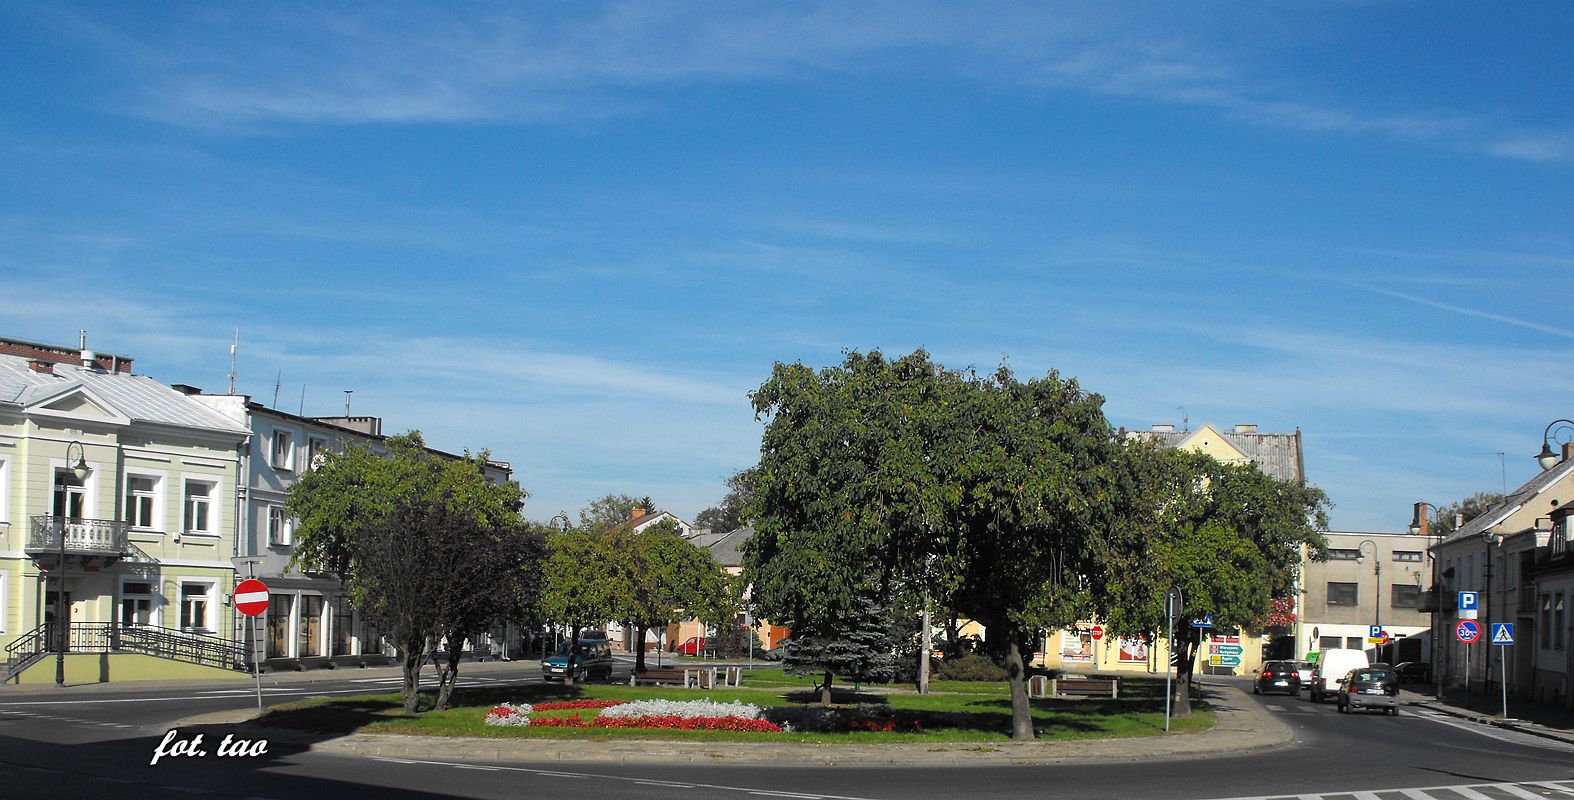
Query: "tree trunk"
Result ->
[[433, 636, 465, 711], [564, 624, 582, 687], [1171, 625, 1198, 717], [634, 626, 648, 673], [820, 669, 833, 707], [1004, 631, 1035, 740], [399, 636, 426, 714]]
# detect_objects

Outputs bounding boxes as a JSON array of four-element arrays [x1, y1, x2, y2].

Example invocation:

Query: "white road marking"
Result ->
[[358, 755, 881, 800], [1201, 780, 1574, 800]]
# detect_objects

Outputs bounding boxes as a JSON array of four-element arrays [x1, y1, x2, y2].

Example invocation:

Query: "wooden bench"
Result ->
[[1051, 677, 1120, 698], [629, 668, 695, 687]]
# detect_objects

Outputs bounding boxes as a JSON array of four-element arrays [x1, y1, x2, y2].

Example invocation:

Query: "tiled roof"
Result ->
[[1140, 426, 1304, 483], [700, 525, 752, 567], [1437, 457, 1574, 547], [0, 354, 250, 435]]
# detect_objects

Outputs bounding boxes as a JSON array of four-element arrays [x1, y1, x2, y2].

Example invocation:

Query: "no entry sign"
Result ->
[[233, 579, 270, 617]]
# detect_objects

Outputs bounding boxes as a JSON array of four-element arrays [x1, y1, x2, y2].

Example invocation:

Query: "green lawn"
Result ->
[[256, 673, 1213, 744]]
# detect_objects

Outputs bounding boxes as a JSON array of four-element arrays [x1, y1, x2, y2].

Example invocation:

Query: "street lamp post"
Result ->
[[1357, 539, 1381, 630], [1410, 501, 1444, 701], [1535, 419, 1574, 471], [55, 441, 90, 687]]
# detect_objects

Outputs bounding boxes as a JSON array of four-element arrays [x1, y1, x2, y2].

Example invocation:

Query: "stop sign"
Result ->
[[233, 579, 269, 617], [1091, 625, 1104, 641]]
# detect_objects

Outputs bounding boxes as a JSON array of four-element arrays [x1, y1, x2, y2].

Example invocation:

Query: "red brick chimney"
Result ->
[[630, 507, 647, 522], [0, 336, 133, 373], [27, 359, 53, 374]]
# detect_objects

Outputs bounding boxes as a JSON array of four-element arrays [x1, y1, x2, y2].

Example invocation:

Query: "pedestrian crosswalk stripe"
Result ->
[[1202, 780, 1574, 800]]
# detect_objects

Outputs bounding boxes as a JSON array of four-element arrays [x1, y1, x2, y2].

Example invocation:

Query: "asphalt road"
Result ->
[[2, 672, 1571, 800]]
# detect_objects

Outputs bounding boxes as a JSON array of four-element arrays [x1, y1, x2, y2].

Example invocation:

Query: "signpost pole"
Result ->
[[1499, 643, 1507, 718], [254, 616, 263, 711], [1164, 587, 1181, 733]]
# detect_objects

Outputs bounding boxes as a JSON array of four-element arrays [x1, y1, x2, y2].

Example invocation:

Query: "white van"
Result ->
[[1308, 648, 1370, 703]]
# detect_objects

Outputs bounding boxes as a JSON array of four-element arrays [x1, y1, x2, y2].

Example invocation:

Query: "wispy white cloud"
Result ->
[[1352, 282, 1574, 340], [32, 2, 1570, 163]]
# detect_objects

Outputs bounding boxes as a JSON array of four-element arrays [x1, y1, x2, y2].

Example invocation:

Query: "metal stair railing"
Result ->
[[3, 624, 50, 683], [7, 623, 248, 676], [112, 624, 248, 671]]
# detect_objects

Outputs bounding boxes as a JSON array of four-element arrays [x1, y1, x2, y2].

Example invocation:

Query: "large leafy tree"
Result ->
[[538, 526, 630, 686], [1428, 492, 1506, 536], [614, 519, 736, 672], [286, 432, 537, 713], [745, 349, 1120, 739], [695, 468, 756, 533], [577, 493, 647, 532], [1096, 442, 1329, 715]]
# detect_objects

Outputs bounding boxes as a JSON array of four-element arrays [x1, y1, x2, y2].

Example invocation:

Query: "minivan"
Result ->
[[1308, 648, 1370, 703], [541, 639, 614, 682]]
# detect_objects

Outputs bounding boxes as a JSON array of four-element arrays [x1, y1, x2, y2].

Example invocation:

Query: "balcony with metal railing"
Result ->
[[27, 515, 131, 559]]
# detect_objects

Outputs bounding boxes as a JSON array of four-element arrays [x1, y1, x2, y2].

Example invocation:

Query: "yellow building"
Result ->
[[1039, 421, 1307, 676], [1, 337, 250, 683]]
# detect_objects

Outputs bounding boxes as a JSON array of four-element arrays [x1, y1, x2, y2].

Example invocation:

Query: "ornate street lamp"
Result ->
[[1411, 501, 1444, 701], [1356, 539, 1381, 629], [55, 440, 90, 687], [1536, 419, 1574, 471]]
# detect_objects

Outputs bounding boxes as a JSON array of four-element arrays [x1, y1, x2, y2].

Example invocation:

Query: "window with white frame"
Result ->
[[184, 480, 216, 534], [1393, 550, 1423, 562], [53, 467, 87, 519], [179, 581, 215, 632], [124, 475, 160, 530], [268, 505, 293, 547], [1328, 548, 1360, 560], [1557, 593, 1566, 651], [120, 580, 157, 627], [0, 570, 7, 633], [271, 430, 294, 471], [0, 457, 9, 523]]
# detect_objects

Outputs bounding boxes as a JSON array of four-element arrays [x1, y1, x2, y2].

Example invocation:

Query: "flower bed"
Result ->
[[533, 714, 782, 733], [764, 705, 923, 733], [532, 700, 627, 712], [597, 699, 764, 720], [482, 697, 779, 732], [484, 702, 533, 727]]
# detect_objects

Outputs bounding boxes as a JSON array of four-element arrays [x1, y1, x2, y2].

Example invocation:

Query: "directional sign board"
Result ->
[[233, 578, 270, 617], [1491, 623, 1515, 645], [1209, 655, 1242, 667], [1212, 644, 1244, 655], [1456, 619, 1481, 644]]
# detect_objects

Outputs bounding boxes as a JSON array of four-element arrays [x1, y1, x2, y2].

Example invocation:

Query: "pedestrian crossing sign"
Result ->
[[1490, 623, 1514, 645]]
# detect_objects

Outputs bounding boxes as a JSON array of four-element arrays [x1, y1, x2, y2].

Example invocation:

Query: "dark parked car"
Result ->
[[1393, 661, 1431, 684], [1336, 666, 1401, 715], [541, 639, 614, 682], [1253, 660, 1302, 695]]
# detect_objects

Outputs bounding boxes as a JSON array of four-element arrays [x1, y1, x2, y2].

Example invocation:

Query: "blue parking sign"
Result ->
[[1459, 591, 1478, 610], [1369, 624, 1383, 639]]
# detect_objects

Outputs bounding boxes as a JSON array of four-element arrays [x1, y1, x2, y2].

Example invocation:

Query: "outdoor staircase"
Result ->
[[4, 623, 248, 684]]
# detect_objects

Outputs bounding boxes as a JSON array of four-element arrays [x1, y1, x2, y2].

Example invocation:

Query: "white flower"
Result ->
[[596, 698, 763, 720], [484, 702, 534, 726]]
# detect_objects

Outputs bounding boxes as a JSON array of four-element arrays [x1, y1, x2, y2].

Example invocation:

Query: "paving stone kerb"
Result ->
[[291, 684, 1294, 767]]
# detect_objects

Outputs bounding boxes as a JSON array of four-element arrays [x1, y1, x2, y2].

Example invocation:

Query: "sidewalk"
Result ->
[[1401, 685, 1574, 746], [294, 682, 1297, 767], [0, 658, 540, 695]]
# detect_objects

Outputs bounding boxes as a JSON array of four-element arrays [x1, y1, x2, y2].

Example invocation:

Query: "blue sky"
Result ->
[[2, 2, 1570, 530]]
